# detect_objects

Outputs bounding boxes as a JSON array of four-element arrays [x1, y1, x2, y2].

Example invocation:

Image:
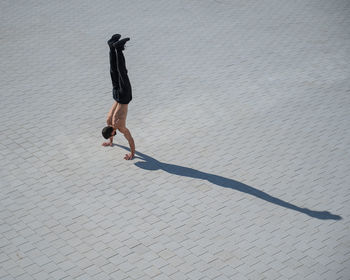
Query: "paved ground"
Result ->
[[1, 0, 350, 279]]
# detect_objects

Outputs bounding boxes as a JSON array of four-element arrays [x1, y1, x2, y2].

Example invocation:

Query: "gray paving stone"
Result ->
[[169, 271, 187, 280]]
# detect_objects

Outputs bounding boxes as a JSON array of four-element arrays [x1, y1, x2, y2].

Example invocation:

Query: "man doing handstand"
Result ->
[[102, 34, 135, 160]]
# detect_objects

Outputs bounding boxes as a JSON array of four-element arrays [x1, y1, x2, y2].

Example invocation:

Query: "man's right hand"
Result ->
[[102, 142, 113, 146]]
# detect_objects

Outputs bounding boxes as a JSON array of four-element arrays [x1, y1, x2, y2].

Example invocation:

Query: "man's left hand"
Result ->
[[124, 153, 134, 160]]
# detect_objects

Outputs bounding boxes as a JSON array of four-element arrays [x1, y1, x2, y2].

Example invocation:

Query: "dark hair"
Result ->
[[102, 126, 114, 139]]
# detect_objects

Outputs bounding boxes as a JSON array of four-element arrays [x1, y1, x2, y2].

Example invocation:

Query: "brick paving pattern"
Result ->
[[1, 0, 350, 279]]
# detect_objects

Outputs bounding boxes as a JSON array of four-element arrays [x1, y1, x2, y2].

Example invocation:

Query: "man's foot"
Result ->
[[113, 37, 130, 50], [107, 34, 121, 48]]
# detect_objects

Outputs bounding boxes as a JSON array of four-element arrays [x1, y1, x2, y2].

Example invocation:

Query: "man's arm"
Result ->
[[119, 127, 135, 160], [102, 102, 118, 147], [106, 102, 118, 126]]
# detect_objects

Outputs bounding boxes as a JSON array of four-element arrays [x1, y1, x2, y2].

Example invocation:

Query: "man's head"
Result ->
[[102, 126, 116, 139]]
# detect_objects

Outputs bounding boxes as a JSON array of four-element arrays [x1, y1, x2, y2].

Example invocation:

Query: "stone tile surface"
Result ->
[[1, 0, 350, 279]]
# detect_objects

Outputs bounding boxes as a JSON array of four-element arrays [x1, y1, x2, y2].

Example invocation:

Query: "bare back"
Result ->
[[113, 103, 128, 129]]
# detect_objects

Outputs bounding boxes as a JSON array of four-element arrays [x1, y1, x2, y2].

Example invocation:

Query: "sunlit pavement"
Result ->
[[1, 0, 350, 279]]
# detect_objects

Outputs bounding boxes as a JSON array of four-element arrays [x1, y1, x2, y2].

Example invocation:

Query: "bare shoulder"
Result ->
[[117, 125, 129, 134]]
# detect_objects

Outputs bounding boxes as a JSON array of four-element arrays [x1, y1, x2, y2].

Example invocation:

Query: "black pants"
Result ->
[[109, 48, 132, 104]]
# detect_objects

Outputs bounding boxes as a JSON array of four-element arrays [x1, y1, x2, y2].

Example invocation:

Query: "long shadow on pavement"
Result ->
[[117, 145, 341, 220]]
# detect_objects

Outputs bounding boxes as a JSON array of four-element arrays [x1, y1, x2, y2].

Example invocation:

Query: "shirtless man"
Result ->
[[102, 34, 135, 160]]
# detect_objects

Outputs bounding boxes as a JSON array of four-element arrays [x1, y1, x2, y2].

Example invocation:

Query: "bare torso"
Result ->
[[107, 102, 128, 130], [113, 103, 128, 130], [104, 101, 135, 160]]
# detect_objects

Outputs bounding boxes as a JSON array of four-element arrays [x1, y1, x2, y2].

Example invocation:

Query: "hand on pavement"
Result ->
[[102, 142, 113, 147], [124, 153, 134, 160]]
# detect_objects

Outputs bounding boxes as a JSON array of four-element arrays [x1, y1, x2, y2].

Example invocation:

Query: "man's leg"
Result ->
[[109, 48, 119, 90], [108, 34, 121, 90], [114, 38, 132, 104], [116, 49, 132, 98]]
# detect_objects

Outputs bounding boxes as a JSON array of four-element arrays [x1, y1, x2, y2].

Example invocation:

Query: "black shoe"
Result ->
[[113, 37, 130, 50], [107, 34, 121, 48]]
